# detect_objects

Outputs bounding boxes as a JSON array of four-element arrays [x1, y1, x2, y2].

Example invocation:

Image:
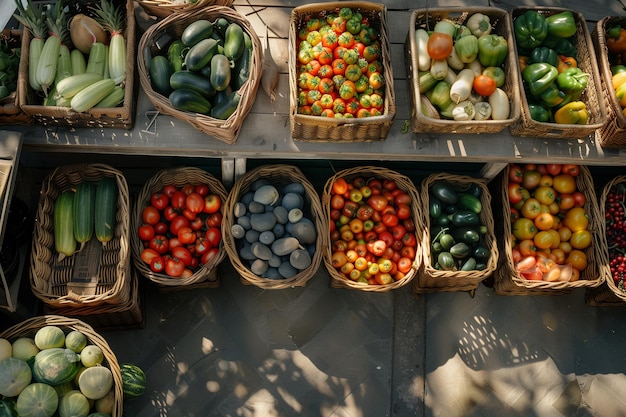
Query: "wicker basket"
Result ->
[[0, 315, 123, 417], [415, 173, 498, 294], [508, 7, 606, 139], [131, 167, 228, 288], [405, 7, 521, 134], [585, 175, 625, 306], [17, 0, 136, 129], [593, 17, 626, 148], [137, 0, 233, 19], [493, 164, 605, 295], [321, 166, 422, 292], [222, 164, 326, 289], [288, 2, 396, 142], [30, 164, 132, 309], [137, 7, 262, 145], [44, 269, 144, 330], [0, 29, 31, 126]]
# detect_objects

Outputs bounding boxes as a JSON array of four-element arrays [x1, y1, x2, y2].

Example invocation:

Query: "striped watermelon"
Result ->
[[0, 357, 32, 397], [32, 348, 81, 386], [120, 364, 146, 400], [16, 383, 58, 417], [0, 398, 17, 417]]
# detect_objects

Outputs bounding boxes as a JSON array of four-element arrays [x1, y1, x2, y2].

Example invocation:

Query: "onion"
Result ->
[[69, 14, 107, 55]]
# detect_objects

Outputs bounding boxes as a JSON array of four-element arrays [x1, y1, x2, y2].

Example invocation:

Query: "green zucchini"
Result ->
[[460, 257, 477, 271], [213, 18, 230, 37], [169, 88, 211, 114], [184, 38, 219, 72], [210, 54, 231, 91], [167, 40, 185, 72], [210, 91, 240, 120], [94, 86, 125, 108], [95, 177, 118, 245], [450, 210, 480, 227], [223, 23, 245, 64], [73, 182, 95, 247], [429, 196, 442, 219], [181, 20, 214, 47], [430, 181, 458, 205], [54, 190, 77, 260], [457, 193, 482, 214], [169, 70, 216, 98], [149, 55, 173, 96]]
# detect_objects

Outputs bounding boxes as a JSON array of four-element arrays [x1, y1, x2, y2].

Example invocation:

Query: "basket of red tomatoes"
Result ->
[[493, 163, 605, 295], [417, 173, 499, 295], [322, 166, 422, 292], [131, 167, 228, 288], [585, 175, 626, 305], [289, 2, 396, 142]]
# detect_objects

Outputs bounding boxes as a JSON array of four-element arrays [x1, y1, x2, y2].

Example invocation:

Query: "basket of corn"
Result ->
[[16, 0, 136, 128]]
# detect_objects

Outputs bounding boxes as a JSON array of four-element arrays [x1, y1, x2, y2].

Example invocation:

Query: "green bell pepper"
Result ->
[[454, 34, 479, 63], [528, 102, 552, 122], [538, 83, 566, 107], [514, 10, 548, 49], [541, 36, 577, 59], [522, 62, 558, 96], [612, 65, 626, 75], [477, 34, 508, 67], [545, 11, 577, 39], [554, 100, 588, 124], [528, 46, 559, 68], [556, 67, 588, 96]]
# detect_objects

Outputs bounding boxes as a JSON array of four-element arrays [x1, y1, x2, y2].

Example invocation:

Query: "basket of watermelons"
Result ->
[[222, 164, 326, 289], [137, 6, 262, 144], [0, 315, 134, 417]]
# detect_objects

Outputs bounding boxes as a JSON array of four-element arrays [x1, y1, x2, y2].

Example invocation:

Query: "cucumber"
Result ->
[[223, 23, 245, 64], [181, 20, 214, 47], [437, 251, 455, 271], [73, 181, 95, 246], [210, 54, 231, 91], [450, 210, 480, 227], [430, 181, 459, 205], [184, 38, 219, 72], [438, 233, 455, 250], [95, 177, 118, 245], [169, 70, 216, 98], [450, 226, 481, 246], [210, 91, 240, 120], [149, 55, 173, 96], [457, 193, 482, 214], [449, 242, 471, 258], [213, 18, 230, 37], [167, 40, 185, 72], [460, 257, 477, 271], [429, 196, 442, 219], [231, 33, 252, 90], [54, 190, 77, 260], [169, 88, 211, 114]]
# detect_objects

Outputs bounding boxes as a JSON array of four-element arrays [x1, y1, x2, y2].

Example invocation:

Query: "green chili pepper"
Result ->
[[522, 62, 558, 96], [528, 103, 552, 122], [514, 10, 548, 49], [528, 46, 559, 68], [556, 67, 588, 96], [477, 34, 508, 67], [545, 11, 577, 39]]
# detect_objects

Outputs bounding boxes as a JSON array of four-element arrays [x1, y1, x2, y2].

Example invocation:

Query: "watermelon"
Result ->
[[32, 348, 81, 386], [16, 383, 58, 417], [86, 413, 111, 417], [64, 331, 88, 354], [120, 363, 146, 400], [58, 390, 90, 417], [0, 398, 17, 417], [78, 366, 113, 400], [34, 326, 66, 350], [0, 357, 32, 397]]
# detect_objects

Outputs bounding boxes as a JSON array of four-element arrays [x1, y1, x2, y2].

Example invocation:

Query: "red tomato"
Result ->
[[150, 256, 165, 273], [201, 247, 220, 265], [169, 215, 190, 236], [203, 194, 222, 214], [509, 165, 524, 184], [396, 204, 412, 220], [150, 193, 169, 211], [149, 235, 169, 254], [378, 231, 394, 248], [400, 245, 416, 259], [186, 192, 205, 214], [171, 246, 193, 266], [189, 216, 204, 231], [177, 226, 196, 245], [163, 206, 179, 222], [138, 224, 155, 241], [402, 232, 417, 248], [140, 248, 160, 264], [473, 74, 496, 96], [154, 221, 168, 235], [168, 237, 182, 249], [545, 164, 562, 176], [383, 179, 397, 191], [142, 206, 160, 225], [165, 257, 185, 277], [205, 227, 222, 247], [182, 208, 197, 221], [508, 183, 524, 205], [194, 237, 211, 255], [181, 184, 195, 195], [366, 239, 386, 256], [390, 224, 407, 241], [195, 184, 210, 196], [367, 195, 388, 211], [426, 32, 453, 59], [522, 170, 542, 190], [561, 164, 580, 177], [572, 191, 586, 207], [397, 257, 413, 273], [162, 184, 178, 198], [205, 212, 223, 228], [171, 191, 187, 210]]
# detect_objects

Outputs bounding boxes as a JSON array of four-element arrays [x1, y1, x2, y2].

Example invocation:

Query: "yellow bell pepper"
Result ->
[[554, 101, 588, 124], [616, 81, 626, 108], [612, 71, 626, 90]]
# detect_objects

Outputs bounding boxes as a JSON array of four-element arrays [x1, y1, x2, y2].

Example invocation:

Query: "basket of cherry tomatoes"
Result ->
[[493, 163, 605, 295], [289, 2, 395, 142], [131, 167, 228, 288], [322, 166, 422, 292]]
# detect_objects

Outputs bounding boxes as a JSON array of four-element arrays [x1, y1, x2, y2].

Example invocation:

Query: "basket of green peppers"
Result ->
[[509, 7, 607, 139]]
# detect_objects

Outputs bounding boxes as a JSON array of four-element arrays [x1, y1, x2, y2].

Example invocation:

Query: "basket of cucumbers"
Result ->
[[137, 6, 262, 145]]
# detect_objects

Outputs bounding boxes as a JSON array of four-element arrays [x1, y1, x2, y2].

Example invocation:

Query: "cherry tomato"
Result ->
[[149, 235, 169, 255], [165, 257, 185, 277], [426, 32, 453, 59], [142, 206, 160, 225], [150, 193, 169, 211], [138, 224, 155, 241]]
